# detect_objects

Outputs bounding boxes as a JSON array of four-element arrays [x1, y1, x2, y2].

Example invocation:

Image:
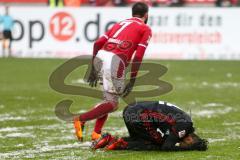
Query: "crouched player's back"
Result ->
[[92, 100, 208, 151], [123, 101, 194, 145]]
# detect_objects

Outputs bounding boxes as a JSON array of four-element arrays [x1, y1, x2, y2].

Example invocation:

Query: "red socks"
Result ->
[[79, 101, 117, 122], [94, 114, 108, 134]]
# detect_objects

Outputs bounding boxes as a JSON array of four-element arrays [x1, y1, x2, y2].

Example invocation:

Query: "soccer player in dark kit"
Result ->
[[92, 101, 208, 151]]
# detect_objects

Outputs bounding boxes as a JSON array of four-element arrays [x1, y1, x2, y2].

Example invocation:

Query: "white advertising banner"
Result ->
[[1, 7, 240, 60]]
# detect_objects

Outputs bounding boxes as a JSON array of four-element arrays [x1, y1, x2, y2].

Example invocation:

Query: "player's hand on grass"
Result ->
[[122, 79, 135, 97], [87, 66, 98, 87]]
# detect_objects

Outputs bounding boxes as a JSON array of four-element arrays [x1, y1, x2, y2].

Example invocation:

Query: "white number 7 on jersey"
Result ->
[[113, 21, 133, 38]]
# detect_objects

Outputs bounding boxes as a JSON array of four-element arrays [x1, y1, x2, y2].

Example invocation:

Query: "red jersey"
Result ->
[[93, 17, 152, 78]]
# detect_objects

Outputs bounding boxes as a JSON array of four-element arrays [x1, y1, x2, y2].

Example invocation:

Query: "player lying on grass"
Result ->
[[92, 101, 208, 151], [73, 2, 152, 141]]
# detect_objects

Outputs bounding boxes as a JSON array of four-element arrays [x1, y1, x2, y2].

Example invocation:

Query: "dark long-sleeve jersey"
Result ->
[[123, 101, 194, 150]]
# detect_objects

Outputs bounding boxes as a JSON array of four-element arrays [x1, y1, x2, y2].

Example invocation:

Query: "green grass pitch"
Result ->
[[0, 58, 239, 160]]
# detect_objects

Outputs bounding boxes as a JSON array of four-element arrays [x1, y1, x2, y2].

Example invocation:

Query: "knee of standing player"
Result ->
[[104, 100, 118, 112], [111, 101, 119, 111]]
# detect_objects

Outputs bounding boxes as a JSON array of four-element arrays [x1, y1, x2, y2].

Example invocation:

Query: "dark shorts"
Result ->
[[3, 30, 12, 40]]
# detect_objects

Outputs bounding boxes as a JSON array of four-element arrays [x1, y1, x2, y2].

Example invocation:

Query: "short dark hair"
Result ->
[[189, 133, 208, 151], [132, 2, 149, 18]]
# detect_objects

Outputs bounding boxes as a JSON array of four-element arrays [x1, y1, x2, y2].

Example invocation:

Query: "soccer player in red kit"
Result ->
[[73, 2, 152, 141]]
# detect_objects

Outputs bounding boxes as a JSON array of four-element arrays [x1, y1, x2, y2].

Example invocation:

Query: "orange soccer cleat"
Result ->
[[73, 116, 84, 141], [91, 131, 101, 141], [106, 138, 128, 150]]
